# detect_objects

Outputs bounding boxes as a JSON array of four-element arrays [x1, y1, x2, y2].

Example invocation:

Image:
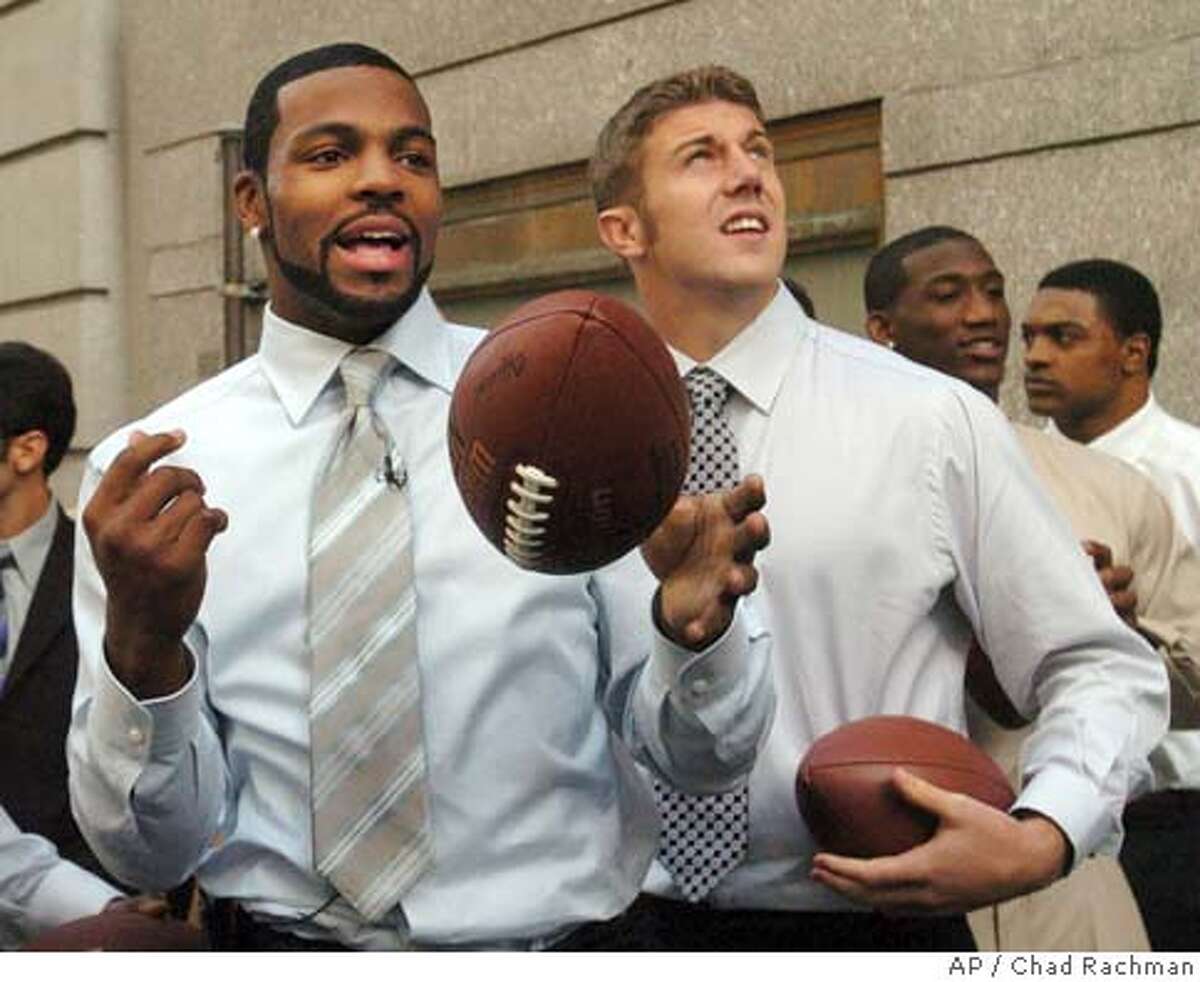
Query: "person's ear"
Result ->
[[1120, 333, 1150, 377], [865, 312, 897, 350], [234, 170, 270, 242], [596, 204, 648, 262], [5, 430, 49, 477]]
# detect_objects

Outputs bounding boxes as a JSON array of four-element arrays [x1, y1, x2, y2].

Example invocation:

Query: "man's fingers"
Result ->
[[723, 562, 758, 598], [890, 767, 955, 819], [811, 849, 925, 893], [1099, 563, 1134, 591], [721, 474, 766, 523], [730, 511, 770, 562], [641, 497, 698, 578], [97, 431, 186, 500], [153, 488, 211, 543], [174, 506, 229, 560], [1082, 538, 1112, 570], [122, 465, 208, 523], [85, 431, 190, 537]]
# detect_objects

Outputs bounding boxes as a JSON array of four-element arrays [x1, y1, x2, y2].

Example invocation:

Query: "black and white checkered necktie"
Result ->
[[654, 365, 750, 902]]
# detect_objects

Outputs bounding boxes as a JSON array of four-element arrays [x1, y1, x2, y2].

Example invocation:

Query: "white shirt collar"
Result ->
[[1046, 392, 1160, 452], [2, 496, 58, 590], [669, 281, 809, 414], [1088, 392, 1160, 453], [258, 288, 457, 426]]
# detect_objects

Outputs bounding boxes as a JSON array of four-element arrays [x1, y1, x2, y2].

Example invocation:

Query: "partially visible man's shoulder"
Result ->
[[807, 320, 988, 415], [1015, 423, 1161, 505], [89, 356, 265, 472], [1158, 404, 1200, 457]]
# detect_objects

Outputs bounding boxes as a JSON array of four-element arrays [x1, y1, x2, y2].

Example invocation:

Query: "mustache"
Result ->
[[319, 208, 418, 260], [1023, 374, 1061, 390]]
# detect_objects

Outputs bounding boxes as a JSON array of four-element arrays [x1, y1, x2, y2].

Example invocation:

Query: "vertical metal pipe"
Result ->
[[220, 130, 245, 365]]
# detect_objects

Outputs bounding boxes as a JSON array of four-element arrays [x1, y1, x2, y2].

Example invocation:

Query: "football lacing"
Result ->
[[504, 463, 559, 566]]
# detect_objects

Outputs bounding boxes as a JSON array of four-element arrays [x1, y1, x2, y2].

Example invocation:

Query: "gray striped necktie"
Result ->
[[309, 347, 432, 921], [654, 366, 750, 902]]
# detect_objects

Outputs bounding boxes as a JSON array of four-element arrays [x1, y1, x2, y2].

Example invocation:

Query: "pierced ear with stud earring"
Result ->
[[249, 226, 261, 241]]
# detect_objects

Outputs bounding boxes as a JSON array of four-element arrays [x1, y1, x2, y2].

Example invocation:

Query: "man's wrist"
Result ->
[[102, 628, 192, 700], [1013, 809, 1073, 885]]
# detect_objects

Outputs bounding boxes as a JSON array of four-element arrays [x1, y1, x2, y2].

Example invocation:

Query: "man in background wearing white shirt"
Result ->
[[585, 64, 1167, 950], [66, 43, 774, 950], [1024, 258, 1200, 950]]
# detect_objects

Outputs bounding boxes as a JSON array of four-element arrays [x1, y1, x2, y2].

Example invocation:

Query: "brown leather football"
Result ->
[[795, 715, 1016, 858], [448, 290, 689, 574]]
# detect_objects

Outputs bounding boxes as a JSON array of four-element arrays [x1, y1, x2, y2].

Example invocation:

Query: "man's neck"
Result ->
[[0, 480, 52, 540], [637, 279, 777, 362], [1055, 381, 1150, 445]]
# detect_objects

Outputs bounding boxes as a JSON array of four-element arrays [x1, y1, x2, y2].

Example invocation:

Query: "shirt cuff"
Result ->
[[1013, 766, 1117, 869], [647, 600, 757, 715], [25, 860, 123, 935], [93, 640, 202, 764]]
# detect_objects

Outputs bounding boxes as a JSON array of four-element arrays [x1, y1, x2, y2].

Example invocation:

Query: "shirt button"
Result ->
[[128, 726, 145, 746], [690, 677, 711, 697]]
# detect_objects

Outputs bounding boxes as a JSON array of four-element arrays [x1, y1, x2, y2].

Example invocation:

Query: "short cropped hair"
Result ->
[[589, 65, 764, 212], [242, 42, 412, 176], [0, 342, 76, 475], [863, 226, 981, 313], [1038, 259, 1163, 376]]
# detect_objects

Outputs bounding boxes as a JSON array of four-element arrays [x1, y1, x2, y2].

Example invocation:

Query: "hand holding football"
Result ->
[[795, 715, 1015, 858]]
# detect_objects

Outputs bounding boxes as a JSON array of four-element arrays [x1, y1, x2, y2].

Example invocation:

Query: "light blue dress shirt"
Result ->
[[0, 805, 120, 949], [66, 290, 773, 949], [642, 285, 1168, 911]]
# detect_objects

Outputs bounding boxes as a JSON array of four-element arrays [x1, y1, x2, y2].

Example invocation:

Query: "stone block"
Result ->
[[135, 291, 226, 410], [0, 0, 118, 157], [148, 238, 224, 298], [885, 34, 1200, 173], [120, 0, 665, 152], [144, 137, 226, 248], [0, 136, 117, 303]]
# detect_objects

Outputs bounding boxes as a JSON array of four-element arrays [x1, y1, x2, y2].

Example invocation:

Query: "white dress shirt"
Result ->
[[66, 290, 772, 949], [0, 805, 120, 949], [643, 285, 1167, 911], [1050, 393, 1200, 790]]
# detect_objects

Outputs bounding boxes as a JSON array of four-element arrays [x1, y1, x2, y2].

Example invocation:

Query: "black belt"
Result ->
[[206, 897, 348, 952], [205, 894, 605, 951], [1124, 789, 1200, 824]]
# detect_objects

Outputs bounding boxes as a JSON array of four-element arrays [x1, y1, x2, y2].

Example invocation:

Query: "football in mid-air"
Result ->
[[448, 289, 690, 574], [795, 715, 1016, 858]]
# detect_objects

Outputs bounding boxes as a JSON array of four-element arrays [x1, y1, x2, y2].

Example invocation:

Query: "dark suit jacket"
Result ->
[[0, 506, 114, 884]]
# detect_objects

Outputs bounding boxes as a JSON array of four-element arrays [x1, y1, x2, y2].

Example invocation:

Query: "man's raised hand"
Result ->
[[642, 474, 769, 648], [83, 430, 227, 698]]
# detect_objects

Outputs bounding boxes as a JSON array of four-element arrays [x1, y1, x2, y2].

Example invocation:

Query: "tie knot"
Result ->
[[339, 348, 394, 409], [685, 366, 730, 414]]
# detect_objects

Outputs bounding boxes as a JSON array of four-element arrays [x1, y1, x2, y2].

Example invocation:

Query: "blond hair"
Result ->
[[588, 65, 764, 212]]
